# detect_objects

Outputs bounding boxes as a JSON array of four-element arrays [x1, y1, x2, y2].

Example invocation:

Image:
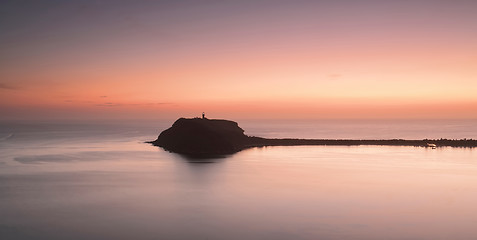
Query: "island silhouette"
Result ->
[[149, 118, 477, 156]]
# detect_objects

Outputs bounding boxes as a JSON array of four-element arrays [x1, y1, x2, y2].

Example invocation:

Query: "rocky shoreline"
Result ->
[[150, 118, 477, 155]]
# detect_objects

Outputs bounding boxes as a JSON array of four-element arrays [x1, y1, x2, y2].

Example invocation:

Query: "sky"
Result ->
[[1, 0, 477, 120]]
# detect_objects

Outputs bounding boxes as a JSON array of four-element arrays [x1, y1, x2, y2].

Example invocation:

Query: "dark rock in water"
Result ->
[[150, 118, 477, 156], [150, 118, 249, 155]]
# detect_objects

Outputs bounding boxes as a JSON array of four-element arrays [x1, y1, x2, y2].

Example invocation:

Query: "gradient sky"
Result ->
[[1, 0, 477, 120]]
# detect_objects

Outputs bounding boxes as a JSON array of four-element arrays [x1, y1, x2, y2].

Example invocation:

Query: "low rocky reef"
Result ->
[[149, 118, 477, 156]]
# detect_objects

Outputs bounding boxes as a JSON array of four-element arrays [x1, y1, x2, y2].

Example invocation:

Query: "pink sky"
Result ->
[[1, 1, 476, 120]]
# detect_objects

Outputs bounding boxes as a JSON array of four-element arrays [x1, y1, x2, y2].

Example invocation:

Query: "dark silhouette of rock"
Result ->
[[149, 118, 477, 156], [150, 118, 249, 155]]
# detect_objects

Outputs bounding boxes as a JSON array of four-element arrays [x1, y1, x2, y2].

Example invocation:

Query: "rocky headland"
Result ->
[[149, 118, 477, 156]]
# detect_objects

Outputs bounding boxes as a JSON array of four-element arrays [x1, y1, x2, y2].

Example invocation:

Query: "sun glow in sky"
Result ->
[[1, 0, 477, 120]]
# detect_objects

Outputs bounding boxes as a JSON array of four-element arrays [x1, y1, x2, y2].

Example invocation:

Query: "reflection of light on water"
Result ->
[[1, 121, 477, 239], [0, 133, 14, 141]]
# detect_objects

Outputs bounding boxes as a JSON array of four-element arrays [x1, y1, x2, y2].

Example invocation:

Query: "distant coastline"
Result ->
[[150, 118, 477, 155], [245, 137, 477, 148]]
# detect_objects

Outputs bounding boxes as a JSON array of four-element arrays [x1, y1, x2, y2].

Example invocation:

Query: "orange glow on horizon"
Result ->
[[1, 1, 476, 120]]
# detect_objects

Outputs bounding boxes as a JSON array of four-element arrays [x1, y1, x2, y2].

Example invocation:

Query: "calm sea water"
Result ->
[[1, 119, 477, 240]]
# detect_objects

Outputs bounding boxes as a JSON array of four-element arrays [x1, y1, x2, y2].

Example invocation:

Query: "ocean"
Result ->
[[1, 119, 477, 240]]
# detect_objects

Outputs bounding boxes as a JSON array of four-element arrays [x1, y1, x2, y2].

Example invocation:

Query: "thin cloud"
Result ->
[[96, 102, 122, 107], [146, 102, 173, 105], [95, 102, 173, 107], [0, 82, 18, 90], [99, 95, 108, 98], [136, 102, 175, 107], [327, 74, 342, 80]]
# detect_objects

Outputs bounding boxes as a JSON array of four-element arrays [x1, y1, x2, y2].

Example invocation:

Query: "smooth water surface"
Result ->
[[1, 119, 476, 239]]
